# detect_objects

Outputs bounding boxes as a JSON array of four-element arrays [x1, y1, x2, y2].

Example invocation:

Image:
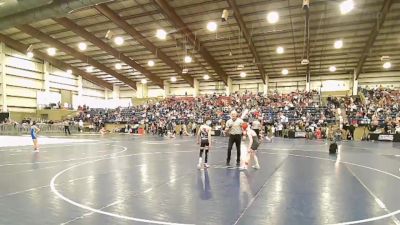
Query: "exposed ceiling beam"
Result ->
[[94, 4, 194, 87], [152, 0, 228, 85], [16, 24, 137, 90], [227, 0, 266, 83], [0, 0, 112, 31], [53, 17, 164, 89], [0, 33, 113, 90], [304, 4, 311, 85], [354, 0, 393, 80]]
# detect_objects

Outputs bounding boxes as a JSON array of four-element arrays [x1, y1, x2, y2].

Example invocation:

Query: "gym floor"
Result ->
[[0, 135, 399, 225]]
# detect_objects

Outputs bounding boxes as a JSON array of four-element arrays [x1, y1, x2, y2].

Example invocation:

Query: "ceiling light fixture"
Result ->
[[141, 79, 147, 84], [282, 69, 289, 75], [329, 66, 337, 72], [267, 11, 279, 24], [207, 21, 218, 32], [170, 77, 177, 82], [27, 52, 34, 58], [334, 39, 343, 49], [156, 29, 167, 40], [276, 46, 284, 54], [114, 36, 124, 45], [115, 63, 122, 70], [66, 69, 73, 75], [184, 55, 192, 63], [340, 0, 354, 15], [47, 47, 56, 56], [203, 74, 210, 80], [240, 72, 246, 78], [78, 42, 87, 51], [148, 60, 155, 67], [383, 62, 392, 69], [86, 66, 93, 73]]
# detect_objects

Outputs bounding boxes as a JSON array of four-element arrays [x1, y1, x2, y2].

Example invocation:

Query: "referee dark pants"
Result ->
[[227, 134, 241, 165]]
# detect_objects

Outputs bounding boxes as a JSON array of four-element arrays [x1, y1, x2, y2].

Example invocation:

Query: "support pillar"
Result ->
[[43, 61, 50, 92], [112, 84, 120, 100], [225, 77, 232, 96], [163, 80, 170, 97], [193, 78, 200, 97], [0, 42, 6, 112], [136, 82, 148, 98], [77, 76, 83, 97], [352, 69, 358, 96], [263, 75, 269, 95], [306, 82, 310, 92], [104, 88, 109, 100], [305, 65, 311, 92]]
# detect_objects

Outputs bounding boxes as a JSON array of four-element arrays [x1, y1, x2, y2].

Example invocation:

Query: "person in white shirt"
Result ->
[[78, 119, 84, 133], [252, 118, 261, 137], [225, 110, 247, 166]]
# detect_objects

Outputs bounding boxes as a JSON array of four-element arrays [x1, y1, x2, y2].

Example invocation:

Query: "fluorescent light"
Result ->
[[184, 55, 192, 63], [66, 69, 72, 75], [334, 39, 343, 49], [47, 47, 56, 56], [203, 74, 210, 80], [282, 69, 288, 75], [141, 79, 147, 84], [267, 11, 279, 24], [86, 66, 93, 72], [170, 77, 177, 82], [207, 21, 217, 32], [114, 36, 124, 45], [276, 46, 284, 54], [115, 63, 122, 70], [340, 0, 354, 15], [329, 66, 337, 72], [156, 29, 167, 40], [27, 52, 34, 58], [78, 42, 87, 51], [240, 72, 246, 78], [148, 60, 155, 67], [383, 62, 392, 69]]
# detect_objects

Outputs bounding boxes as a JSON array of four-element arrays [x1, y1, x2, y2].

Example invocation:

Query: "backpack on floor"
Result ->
[[329, 142, 338, 154]]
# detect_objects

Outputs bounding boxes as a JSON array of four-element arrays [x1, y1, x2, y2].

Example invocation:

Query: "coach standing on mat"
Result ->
[[225, 110, 244, 166]]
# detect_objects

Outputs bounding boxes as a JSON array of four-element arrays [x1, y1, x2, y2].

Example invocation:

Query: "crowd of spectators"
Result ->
[[1, 87, 400, 139]]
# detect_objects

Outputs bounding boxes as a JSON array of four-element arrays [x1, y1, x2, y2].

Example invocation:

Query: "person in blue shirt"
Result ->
[[31, 121, 40, 152]]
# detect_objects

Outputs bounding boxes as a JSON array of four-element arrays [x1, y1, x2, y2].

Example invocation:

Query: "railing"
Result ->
[[0, 124, 78, 135]]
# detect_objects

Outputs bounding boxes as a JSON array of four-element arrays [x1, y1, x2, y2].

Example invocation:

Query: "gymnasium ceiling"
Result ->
[[0, 0, 399, 90]]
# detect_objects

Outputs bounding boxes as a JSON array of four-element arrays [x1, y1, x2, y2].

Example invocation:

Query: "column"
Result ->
[[43, 61, 50, 92], [163, 80, 170, 97], [305, 82, 310, 92], [104, 88, 109, 100], [305, 65, 311, 92], [112, 84, 120, 100], [352, 69, 358, 96], [0, 42, 6, 112], [136, 82, 148, 98], [225, 77, 232, 95], [263, 75, 269, 95], [193, 78, 200, 97], [77, 76, 83, 97]]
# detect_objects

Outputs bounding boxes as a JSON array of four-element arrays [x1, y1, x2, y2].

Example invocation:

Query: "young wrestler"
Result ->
[[197, 119, 212, 169], [242, 122, 261, 170]]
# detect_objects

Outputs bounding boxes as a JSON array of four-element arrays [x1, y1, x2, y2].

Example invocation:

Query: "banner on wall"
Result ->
[[37, 91, 61, 106], [72, 95, 132, 109]]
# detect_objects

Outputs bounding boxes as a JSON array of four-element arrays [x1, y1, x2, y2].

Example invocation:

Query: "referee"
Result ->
[[225, 111, 244, 166]]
